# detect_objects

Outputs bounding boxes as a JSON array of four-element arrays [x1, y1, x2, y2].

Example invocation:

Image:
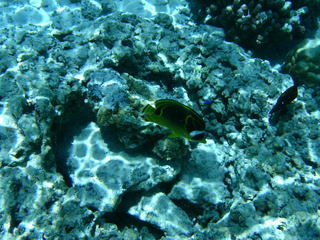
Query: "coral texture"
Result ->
[[0, 0, 319, 239], [204, 0, 320, 49]]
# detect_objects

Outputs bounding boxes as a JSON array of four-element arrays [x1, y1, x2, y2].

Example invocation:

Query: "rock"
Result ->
[[128, 192, 194, 236], [169, 141, 229, 205], [0, 1, 319, 239], [67, 122, 179, 212]]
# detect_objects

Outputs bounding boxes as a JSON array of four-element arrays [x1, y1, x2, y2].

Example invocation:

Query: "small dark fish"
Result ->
[[143, 99, 206, 143], [269, 85, 298, 115]]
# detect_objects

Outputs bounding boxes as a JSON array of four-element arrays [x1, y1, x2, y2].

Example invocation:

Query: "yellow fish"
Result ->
[[143, 99, 206, 143]]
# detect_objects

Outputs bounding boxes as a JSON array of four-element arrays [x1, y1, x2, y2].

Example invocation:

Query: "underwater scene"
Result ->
[[0, 0, 320, 239]]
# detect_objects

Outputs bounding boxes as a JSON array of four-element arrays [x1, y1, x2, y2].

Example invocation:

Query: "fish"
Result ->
[[269, 85, 298, 115], [143, 99, 206, 143]]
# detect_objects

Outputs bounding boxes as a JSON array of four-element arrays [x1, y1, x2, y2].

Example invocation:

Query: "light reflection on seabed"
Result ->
[[117, 0, 188, 24]]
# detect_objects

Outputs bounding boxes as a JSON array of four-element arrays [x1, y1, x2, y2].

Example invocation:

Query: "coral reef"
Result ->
[[0, 0, 319, 239], [203, 0, 320, 50]]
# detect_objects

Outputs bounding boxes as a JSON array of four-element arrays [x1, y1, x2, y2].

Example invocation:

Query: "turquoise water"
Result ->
[[0, 1, 319, 239]]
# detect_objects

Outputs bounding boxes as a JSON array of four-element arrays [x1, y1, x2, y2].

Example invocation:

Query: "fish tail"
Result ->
[[142, 104, 156, 121]]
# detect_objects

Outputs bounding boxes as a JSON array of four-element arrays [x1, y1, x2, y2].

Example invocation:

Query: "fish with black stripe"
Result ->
[[143, 99, 207, 143]]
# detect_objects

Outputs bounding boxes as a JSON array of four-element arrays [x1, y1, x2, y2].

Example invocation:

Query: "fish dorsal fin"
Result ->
[[155, 99, 203, 122], [168, 132, 180, 138]]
